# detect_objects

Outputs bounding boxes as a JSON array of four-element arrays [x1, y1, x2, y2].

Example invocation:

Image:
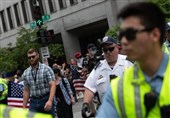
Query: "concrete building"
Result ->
[[0, 0, 142, 62]]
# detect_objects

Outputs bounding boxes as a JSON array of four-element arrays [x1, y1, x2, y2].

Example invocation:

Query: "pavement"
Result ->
[[73, 98, 83, 118]]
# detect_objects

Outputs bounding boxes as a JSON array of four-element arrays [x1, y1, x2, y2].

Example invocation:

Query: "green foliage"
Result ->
[[148, 0, 170, 21], [105, 0, 170, 42], [0, 27, 65, 73], [48, 43, 65, 58], [105, 24, 120, 42]]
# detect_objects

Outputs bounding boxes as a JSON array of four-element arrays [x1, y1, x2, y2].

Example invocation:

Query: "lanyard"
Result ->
[[31, 68, 38, 83]]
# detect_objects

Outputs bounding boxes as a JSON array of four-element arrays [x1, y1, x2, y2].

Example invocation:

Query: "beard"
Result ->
[[29, 58, 39, 67]]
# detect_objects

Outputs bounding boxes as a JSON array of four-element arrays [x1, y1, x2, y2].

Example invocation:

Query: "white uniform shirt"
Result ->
[[84, 55, 133, 101]]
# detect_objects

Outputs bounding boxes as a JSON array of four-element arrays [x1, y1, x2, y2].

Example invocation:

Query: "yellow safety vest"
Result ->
[[0, 78, 8, 100], [111, 59, 170, 118], [162, 43, 169, 55], [0, 104, 52, 118]]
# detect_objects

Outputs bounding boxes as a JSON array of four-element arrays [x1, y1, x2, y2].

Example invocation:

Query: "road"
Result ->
[[73, 98, 83, 118]]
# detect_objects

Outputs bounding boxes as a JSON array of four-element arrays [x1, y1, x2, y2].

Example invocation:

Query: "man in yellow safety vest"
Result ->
[[97, 2, 170, 118]]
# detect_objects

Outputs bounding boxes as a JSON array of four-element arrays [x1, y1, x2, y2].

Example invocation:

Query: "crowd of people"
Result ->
[[1, 1, 170, 118]]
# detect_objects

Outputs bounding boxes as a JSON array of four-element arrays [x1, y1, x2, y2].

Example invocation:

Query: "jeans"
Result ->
[[29, 95, 55, 118]]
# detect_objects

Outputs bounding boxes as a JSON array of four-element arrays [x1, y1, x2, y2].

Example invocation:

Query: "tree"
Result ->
[[0, 27, 65, 73], [105, 24, 120, 43], [148, 0, 170, 21]]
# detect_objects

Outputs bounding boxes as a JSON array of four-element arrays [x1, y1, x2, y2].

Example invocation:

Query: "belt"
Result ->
[[31, 92, 50, 99]]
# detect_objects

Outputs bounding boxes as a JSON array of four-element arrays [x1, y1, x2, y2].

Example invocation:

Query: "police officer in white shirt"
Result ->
[[81, 36, 133, 118]]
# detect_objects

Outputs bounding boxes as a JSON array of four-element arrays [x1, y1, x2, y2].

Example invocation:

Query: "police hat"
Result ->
[[100, 36, 117, 47]]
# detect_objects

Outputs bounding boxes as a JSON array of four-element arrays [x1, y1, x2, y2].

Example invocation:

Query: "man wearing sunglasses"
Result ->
[[22, 48, 56, 118], [82, 36, 133, 118], [162, 22, 170, 54], [97, 2, 170, 118]]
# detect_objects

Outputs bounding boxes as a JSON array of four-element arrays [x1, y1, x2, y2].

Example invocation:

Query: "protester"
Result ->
[[83, 43, 98, 72], [53, 67, 75, 118], [82, 36, 133, 117], [97, 2, 168, 118], [22, 48, 56, 117], [74, 52, 84, 69]]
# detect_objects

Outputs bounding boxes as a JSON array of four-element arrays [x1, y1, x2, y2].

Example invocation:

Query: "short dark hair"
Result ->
[[117, 2, 166, 46], [53, 67, 62, 77]]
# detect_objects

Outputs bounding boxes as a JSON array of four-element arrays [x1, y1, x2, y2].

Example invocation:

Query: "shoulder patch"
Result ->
[[94, 61, 102, 70]]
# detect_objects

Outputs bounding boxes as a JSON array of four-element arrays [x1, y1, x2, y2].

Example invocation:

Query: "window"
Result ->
[[48, 0, 57, 13], [21, 0, 29, 23], [0, 11, 7, 32], [7, 7, 14, 29], [14, 4, 21, 26], [58, 0, 67, 9], [70, 0, 78, 5]]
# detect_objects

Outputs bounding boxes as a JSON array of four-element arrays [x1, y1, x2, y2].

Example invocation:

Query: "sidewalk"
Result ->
[[73, 98, 83, 118]]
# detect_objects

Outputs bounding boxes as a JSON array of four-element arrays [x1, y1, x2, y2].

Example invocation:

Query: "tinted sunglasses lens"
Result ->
[[119, 28, 136, 41], [28, 56, 35, 59], [103, 47, 115, 53], [126, 28, 136, 41]]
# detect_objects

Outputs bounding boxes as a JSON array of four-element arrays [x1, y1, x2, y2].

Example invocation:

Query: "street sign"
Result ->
[[40, 46, 50, 58], [30, 21, 36, 29], [42, 14, 51, 22]]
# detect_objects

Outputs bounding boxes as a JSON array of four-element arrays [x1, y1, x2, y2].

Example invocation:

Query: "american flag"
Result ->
[[73, 79, 86, 92], [7, 82, 29, 108]]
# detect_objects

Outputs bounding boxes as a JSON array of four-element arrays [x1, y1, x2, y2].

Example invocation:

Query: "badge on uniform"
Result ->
[[98, 75, 103, 80]]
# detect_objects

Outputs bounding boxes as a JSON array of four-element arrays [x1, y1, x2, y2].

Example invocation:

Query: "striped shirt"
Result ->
[[23, 62, 55, 97]]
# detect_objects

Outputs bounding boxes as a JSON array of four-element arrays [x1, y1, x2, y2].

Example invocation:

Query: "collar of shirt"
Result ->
[[143, 53, 169, 82], [30, 62, 40, 71], [100, 55, 125, 70]]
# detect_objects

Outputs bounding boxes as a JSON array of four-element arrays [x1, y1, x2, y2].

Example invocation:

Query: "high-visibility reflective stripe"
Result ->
[[27, 111, 36, 118], [118, 77, 126, 118], [134, 65, 143, 118], [3, 105, 12, 118]]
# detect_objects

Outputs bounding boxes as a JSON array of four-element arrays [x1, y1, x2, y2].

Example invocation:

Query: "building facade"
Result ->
[[0, 0, 142, 62]]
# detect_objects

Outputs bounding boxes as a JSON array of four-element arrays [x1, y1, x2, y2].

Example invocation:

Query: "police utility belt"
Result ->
[[31, 92, 50, 99]]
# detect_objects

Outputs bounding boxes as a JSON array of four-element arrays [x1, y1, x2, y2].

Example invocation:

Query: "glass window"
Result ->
[[0, 11, 7, 32], [7, 7, 14, 29], [21, 0, 29, 23], [49, 0, 54, 13], [14, 4, 21, 26], [58, 0, 67, 9], [70, 0, 78, 5]]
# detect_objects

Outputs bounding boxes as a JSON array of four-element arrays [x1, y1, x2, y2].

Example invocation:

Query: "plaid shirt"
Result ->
[[23, 62, 55, 97]]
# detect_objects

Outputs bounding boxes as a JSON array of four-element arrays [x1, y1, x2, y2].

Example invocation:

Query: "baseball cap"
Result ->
[[74, 52, 81, 59], [166, 22, 170, 31], [100, 36, 117, 47]]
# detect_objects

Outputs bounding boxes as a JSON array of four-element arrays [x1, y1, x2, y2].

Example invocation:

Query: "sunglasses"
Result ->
[[118, 27, 153, 41], [28, 55, 36, 59], [102, 46, 116, 53]]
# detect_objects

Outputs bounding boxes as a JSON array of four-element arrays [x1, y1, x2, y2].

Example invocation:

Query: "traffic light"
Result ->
[[46, 30, 54, 43], [34, 6, 43, 27], [37, 29, 47, 46], [37, 29, 55, 46]]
